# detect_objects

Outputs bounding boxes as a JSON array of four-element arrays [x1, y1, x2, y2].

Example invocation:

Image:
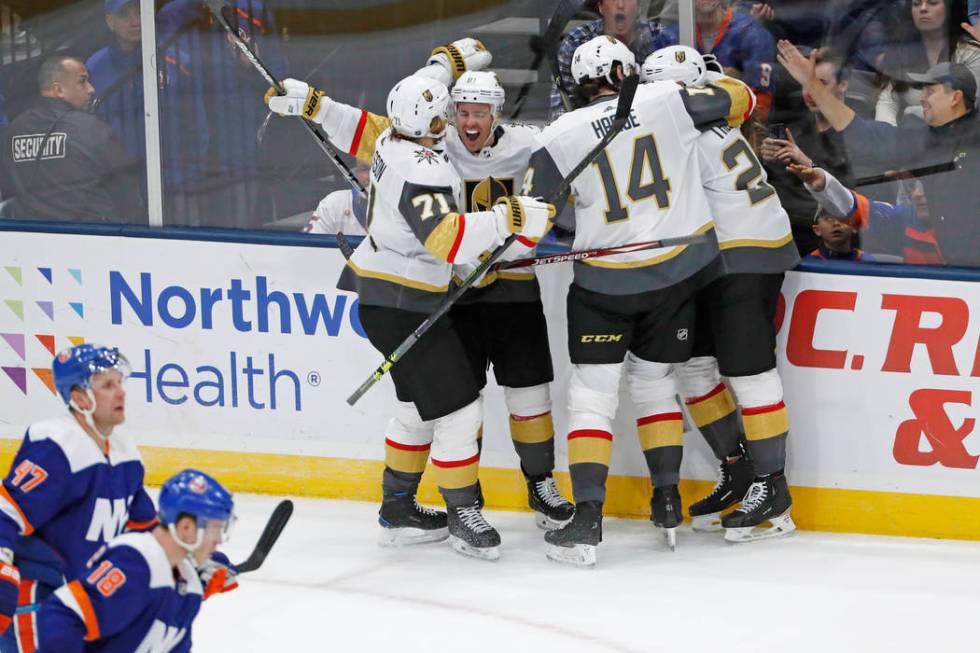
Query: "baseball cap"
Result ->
[[105, 0, 136, 14], [907, 62, 977, 105]]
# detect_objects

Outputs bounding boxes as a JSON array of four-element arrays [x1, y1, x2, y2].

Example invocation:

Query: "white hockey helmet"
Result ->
[[571, 35, 637, 86], [386, 74, 451, 140], [451, 70, 506, 115], [641, 46, 708, 86]]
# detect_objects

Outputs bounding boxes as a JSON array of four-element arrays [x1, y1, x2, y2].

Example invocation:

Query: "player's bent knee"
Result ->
[[431, 398, 483, 461], [625, 353, 676, 404], [673, 356, 722, 399], [568, 364, 622, 419], [504, 383, 551, 417], [728, 368, 783, 406]]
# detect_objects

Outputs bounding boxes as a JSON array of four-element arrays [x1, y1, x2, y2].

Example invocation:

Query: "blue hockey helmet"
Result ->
[[52, 344, 131, 405], [159, 469, 235, 530]]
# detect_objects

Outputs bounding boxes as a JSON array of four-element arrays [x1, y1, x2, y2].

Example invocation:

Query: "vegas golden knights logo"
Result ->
[[422, 89, 433, 102], [675, 50, 687, 63]]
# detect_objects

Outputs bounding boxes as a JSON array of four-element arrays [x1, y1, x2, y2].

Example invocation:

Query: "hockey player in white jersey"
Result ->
[[269, 70, 555, 560], [303, 159, 370, 236], [641, 46, 798, 543], [267, 40, 574, 531], [524, 35, 756, 565]]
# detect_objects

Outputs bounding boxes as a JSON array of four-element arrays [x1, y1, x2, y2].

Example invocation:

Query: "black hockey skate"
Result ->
[[721, 472, 796, 543], [447, 500, 501, 561], [544, 500, 602, 567], [651, 485, 682, 551], [526, 472, 574, 530], [688, 453, 755, 533], [377, 492, 448, 547]]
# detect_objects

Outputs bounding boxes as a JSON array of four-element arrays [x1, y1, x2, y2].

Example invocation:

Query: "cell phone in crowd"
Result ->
[[768, 122, 787, 140]]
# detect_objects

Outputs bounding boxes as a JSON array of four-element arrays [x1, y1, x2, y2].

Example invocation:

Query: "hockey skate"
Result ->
[[688, 453, 755, 533], [378, 492, 449, 547], [722, 472, 796, 543], [651, 485, 682, 551], [544, 501, 602, 567], [526, 472, 574, 530], [447, 501, 501, 561]]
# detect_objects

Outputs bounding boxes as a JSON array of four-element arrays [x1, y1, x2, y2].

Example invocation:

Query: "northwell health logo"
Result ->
[[1, 265, 85, 395]]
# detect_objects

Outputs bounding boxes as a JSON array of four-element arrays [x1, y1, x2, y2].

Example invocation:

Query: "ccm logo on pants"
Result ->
[[580, 334, 623, 343]]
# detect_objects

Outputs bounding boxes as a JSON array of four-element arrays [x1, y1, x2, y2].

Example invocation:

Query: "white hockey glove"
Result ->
[[493, 196, 555, 244], [416, 38, 492, 86], [265, 78, 329, 123], [200, 551, 239, 600]]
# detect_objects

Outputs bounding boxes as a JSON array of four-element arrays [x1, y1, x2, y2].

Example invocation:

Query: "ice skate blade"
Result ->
[[691, 513, 723, 533], [450, 536, 500, 561], [535, 511, 573, 531], [545, 542, 596, 567], [724, 513, 796, 543], [378, 526, 449, 547]]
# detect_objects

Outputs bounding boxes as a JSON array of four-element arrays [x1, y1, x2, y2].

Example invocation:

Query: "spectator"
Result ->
[[0, 56, 142, 222], [550, 0, 663, 118], [760, 48, 858, 254], [86, 0, 209, 223], [779, 40, 980, 267], [655, 0, 777, 121], [303, 160, 370, 235], [805, 207, 875, 261], [790, 163, 944, 264], [875, 0, 980, 125]]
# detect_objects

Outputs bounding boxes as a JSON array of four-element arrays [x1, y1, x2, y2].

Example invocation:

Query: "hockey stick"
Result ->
[[509, 0, 583, 119], [546, 0, 583, 114], [346, 75, 641, 406], [203, 0, 367, 198], [492, 233, 711, 270], [853, 160, 957, 188], [235, 499, 294, 573]]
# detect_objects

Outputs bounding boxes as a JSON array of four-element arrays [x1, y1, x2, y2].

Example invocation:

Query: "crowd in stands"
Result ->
[[1, 0, 978, 269]]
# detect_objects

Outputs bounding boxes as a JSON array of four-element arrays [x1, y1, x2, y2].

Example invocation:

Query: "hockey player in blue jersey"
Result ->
[[36, 468, 236, 652], [0, 344, 161, 652]]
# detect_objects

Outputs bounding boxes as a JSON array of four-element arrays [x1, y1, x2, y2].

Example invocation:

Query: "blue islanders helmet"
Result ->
[[52, 344, 131, 405], [159, 469, 235, 546]]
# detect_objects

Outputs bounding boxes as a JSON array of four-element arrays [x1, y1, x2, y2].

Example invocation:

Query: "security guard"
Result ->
[[1, 55, 143, 222]]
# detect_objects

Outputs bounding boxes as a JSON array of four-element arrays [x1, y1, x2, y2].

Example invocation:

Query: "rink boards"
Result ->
[[1, 230, 978, 540]]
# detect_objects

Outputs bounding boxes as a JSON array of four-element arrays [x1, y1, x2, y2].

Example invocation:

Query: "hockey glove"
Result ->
[[493, 196, 556, 244], [200, 551, 239, 601], [265, 79, 328, 123], [418, 38, 492, 85], [0, 548, 20, 635]]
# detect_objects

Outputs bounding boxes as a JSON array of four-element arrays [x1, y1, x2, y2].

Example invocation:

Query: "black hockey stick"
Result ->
[[853, 160, 957, 188], [235, 499, 293, 573], [546, 0, 584, 114], [346, 75, 641, 406], [204, 0, 367, 198], [509, 0, 583, 119], [492, 233, 711, 270]]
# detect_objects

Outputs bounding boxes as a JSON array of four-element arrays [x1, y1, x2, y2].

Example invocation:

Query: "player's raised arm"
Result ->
[[264, 38, 492, 161]]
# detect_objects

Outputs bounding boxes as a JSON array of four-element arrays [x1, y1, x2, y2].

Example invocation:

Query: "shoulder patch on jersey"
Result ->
[[413, 148, 441, 166]]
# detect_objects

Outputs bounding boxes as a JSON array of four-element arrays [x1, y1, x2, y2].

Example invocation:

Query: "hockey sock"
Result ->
[[510, 411, 555, 477], [729, 370, 789, 476], [636, 409, 684, 488], [567, 413, 612, 505], [382, 467, 423, 496], [684, 383, 742, 461]]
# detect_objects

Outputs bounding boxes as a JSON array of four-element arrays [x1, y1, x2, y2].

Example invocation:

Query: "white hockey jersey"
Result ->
[[696, 125, 799, 275], [304, 188, 368, 236], [336, 129, 507, 312], [317, 96, 541, 302], [527, 77, 755, 294]]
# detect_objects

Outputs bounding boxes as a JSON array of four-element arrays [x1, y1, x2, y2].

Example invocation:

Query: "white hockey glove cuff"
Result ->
[[265, 78, 331, 124], [493, 196, 555, 243]]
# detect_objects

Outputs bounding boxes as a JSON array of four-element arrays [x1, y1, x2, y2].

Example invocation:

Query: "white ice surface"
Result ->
[[196, 493, 980, 653]]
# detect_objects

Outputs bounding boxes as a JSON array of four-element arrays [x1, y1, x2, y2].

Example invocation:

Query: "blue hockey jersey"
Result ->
[[37, 531, 203, 653], [0, 416, 158, 583]]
